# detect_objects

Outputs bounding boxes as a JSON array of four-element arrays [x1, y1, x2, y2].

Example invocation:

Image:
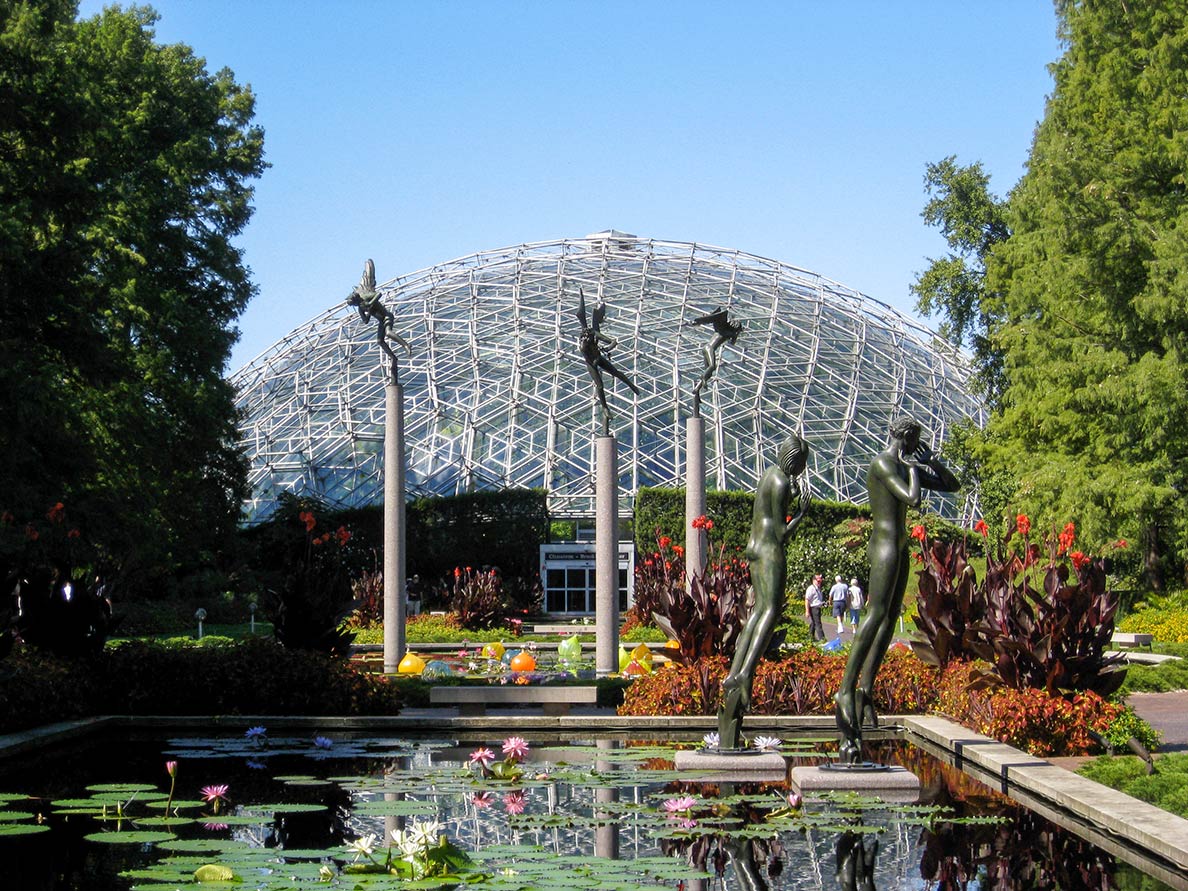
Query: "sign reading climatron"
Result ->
[[231, 232, 983, 524]]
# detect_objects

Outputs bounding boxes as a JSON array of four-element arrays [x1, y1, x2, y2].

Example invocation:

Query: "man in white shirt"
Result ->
[[804, 574, 825, 641], [829, 575, 849, 636], [847, 578, 864, 632]]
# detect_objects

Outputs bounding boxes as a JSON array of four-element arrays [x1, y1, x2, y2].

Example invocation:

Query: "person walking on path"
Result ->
[[829, 575, 849, 636], [804, 574, 826, 641], [847, 578, 864, 632]]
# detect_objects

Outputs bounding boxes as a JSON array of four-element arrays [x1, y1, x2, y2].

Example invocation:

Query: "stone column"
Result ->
[[383, 381, 407, 674], [685, 416, 707, 586], [595, 435, 619, 675]]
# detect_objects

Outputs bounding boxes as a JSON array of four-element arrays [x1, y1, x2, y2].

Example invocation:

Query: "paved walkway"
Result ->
[[1128, 690, 1188, 753]]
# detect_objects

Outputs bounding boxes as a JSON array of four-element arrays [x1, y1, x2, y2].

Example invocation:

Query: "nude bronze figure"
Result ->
[[717, 434, 810, 749], [348, 259, 411, 384], [834, 416, 958, 763], [576, 288, 640, 435], [689, 307, 743, 417]]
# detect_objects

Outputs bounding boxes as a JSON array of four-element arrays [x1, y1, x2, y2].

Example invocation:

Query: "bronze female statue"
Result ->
[[576, 288, 639, 435], [834, 416, 958, 763], [718, 434, 810, 749]]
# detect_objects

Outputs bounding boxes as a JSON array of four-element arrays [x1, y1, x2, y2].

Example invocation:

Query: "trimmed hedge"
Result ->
[[0, 639, 402, 734]]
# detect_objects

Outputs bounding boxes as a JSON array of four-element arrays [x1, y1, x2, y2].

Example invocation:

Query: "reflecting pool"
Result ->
[[0, 732, 1177, 890]]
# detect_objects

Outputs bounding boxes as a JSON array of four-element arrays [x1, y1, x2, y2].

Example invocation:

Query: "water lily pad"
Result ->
[[135, 815, 194, 827], [52, 797, 105, 808], [193, 863, 237, 882], [92, 790, 169, 803], [157, 837, 251, 853], [0, 793, 30, 804], [352, 799, 436, 816], [146, 798, 205, 810], [84, 830, 176, 844], [87, 783, 161, 793], [0, 810, 34, 822], [241, 802, 327, 814], [0, 823, 50, 836]]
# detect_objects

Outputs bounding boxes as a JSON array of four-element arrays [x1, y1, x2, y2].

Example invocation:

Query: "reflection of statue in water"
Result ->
[[836, 829, 879, 890], [689, 307, 743, 416], [835, 416, 959, 763], [576, 287, 640, 435], [717, 434, 810, 749], [347, 259, 411, 384]]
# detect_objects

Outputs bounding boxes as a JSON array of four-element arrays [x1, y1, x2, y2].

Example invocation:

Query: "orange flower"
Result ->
[[298, 510, 316, 532], [46, 502, 65, 523], [335, 526, 351, 546], [973, 519, 989, 537], [910, 524, 927, 542], [658, 535, 672, 549], [1057, 522, 1075, 555], [1114, 539, 1129, 549], [1070, 550, 1089, 571], [1016, 513, 1031, 536]]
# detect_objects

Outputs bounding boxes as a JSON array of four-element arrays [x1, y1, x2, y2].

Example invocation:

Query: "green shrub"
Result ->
[[1079, 753, 1188, 819], [0, 639, 402, 733], [1117, 657, 1188, 695]]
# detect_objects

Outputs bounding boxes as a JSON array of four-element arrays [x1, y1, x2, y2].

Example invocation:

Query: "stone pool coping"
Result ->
[[4, 712, 1187, 888]]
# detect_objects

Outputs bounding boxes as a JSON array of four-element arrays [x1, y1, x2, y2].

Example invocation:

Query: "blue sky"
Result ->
[[79, 1, 1061, 372]]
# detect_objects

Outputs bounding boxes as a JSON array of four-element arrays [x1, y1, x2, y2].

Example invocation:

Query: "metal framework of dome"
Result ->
[[232, 233, 984, 524]]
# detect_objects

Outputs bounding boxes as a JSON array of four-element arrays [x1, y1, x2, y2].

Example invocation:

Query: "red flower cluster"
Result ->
[[1016, 513, 1031, 536], [973, 519, 989, 537], [691, 515, 713, 530], [298, 510, 317, 533], [1114, 539, 1128, 549], [658, 535, 672, 549], [1069, 550, 1090, 571], [311, 525, 351, 547], [67, 528, 81, 539], [1057, 522, 1076, 555], [910, 524, 927, 542], [46, 502, 65, 523]]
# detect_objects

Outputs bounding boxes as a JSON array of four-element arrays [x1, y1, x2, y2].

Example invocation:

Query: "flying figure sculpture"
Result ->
[[576, 288, 640, 435], [348, 259, 411, 384], [689, 307, 743, 416]]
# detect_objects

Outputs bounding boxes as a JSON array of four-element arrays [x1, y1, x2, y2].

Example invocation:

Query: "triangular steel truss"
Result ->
[[232, 233, 984, 524]]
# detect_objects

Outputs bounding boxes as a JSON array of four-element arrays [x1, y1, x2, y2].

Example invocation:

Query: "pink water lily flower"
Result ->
[[200, 784, 230, 813], [165, 761, 178, 778], [662, 795, 697, 814], [503, 791, 526, 814], [471, 792, 495, 809], [501, 736, 530, 761], [469, 747, 496, 769]]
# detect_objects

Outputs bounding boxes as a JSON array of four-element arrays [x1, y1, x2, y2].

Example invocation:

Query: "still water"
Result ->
[[0, 731, 1176, 890]]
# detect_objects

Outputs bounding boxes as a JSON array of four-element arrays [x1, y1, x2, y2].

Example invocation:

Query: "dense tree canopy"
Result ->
[[0, 1, 265, 590], [989, 0, 1188, 583], [918, 1, 1188, 585]]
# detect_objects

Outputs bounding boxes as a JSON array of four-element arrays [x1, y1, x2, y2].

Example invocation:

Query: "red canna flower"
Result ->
[[973, 519, 989, 537], [672, 544, 684, 558], [910, 524, 927, 542], [298, 510, 316, 532], [1016, 513, 1031, 537], [454, 567, 462, 579], [1057, 522, 1075, 555], [1114, 539, 1128, 549], [691, 515, 714, 530], [46, 502, 65, 523], [335, 526, 351, 546], [1069, 550, 1089, 571], [67, 528, 81, 539], [24, 524, 38, 541]]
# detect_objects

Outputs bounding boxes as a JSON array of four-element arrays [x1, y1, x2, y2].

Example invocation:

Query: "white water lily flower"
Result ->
[[408, 817, 444, 848], [702, 732, 720, 748], [752, 736, 782, 751], [390, 828, 420, 859], [347, 833, 378, 859]]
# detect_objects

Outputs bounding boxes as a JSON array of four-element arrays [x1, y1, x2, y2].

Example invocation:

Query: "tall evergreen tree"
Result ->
[[989, 0, 1188, 586], [0, 1, 266, 589]]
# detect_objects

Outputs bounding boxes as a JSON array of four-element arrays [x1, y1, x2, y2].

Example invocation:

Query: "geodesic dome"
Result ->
[[232, 232, 984, 524]]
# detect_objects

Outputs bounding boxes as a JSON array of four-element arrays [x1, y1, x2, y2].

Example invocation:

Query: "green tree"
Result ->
[[911, 156, 1011, 405], [0, 1, 265, 591], [988, 1, 1188, 588]]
